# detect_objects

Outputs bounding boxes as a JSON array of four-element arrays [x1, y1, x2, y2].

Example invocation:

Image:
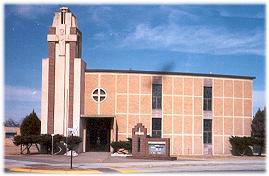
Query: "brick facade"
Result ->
[[83, 72, 253, 155]]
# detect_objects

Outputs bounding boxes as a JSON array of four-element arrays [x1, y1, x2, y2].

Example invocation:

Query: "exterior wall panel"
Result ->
[[82, 72, 253, 156]]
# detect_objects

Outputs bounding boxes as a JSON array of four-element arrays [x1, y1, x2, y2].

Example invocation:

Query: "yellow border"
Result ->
[[9, 168, 102, 174]]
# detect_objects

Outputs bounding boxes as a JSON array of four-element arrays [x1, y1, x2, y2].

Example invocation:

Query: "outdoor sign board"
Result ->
[[148, 141, 166, 155]]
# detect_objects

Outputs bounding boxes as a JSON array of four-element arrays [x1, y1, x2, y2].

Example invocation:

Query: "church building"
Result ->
[[41, 7, 255, 155]]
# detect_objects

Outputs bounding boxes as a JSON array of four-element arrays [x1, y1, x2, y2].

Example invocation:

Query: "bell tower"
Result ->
[[41, 7, 85, 136]]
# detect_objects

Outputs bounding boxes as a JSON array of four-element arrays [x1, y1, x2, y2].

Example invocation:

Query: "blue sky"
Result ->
[[5, 4, 265, 122]]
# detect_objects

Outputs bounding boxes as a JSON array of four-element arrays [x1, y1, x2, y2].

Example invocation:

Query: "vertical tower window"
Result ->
[[203, 87, 212, 111], [152, 84, 162, 109], [152, 118, 162, 138], [61, 12, 65, 24], [203, 119, 212, 144]]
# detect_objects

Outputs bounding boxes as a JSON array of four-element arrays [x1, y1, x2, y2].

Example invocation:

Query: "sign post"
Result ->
[[70, 133, 73, 169], [67, 128, 76, 169]]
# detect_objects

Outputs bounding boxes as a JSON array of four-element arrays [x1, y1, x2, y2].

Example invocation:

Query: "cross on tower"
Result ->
[[135, 127, 144, 135]]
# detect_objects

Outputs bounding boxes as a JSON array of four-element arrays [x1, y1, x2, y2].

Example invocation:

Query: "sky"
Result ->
[[4, 4, 265, 122]]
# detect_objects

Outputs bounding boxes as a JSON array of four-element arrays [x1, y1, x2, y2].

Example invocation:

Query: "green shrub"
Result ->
[[110, 140, 131, 153], [229, 136, 254, 156], [66, 135, 82, 150]]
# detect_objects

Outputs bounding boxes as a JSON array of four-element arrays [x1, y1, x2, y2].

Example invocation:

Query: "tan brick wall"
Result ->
[[184, 116, 192, 134], [184, 78, 193, 95], [129, 75, 139, 93], [117, 95, 127, 113], [173, 136, 182, 155], [173, 77, 183, 95], [194, 97, 202, 115], [213, 78, 253, 155], [129, 95, 139, 113], [117, 75, 127, 93], [194, 116, 202, 134], [214, 79, 223, 97], [163, 96, 172, 114], [234, 80, 243, 98], [214, 98, 223, 116], [184, 136, 192, 155], [194, 78, 203, 96], [84, 74, 98, 115], [163, 76, 173, 94], [141, 76, 151, 94], [184, 97, 193, 115], [116, 115, 127, 133], [173, 116, 182, 133], [83, 72, 253, 156], [100, 75, 115, 115], [173, 96, 183, 114], [193, 136, 203, 155], [163, 115, 172, 133], [214, 136, 223, 154], [140, 115, 151, 135], [224, 80, 233, 97]]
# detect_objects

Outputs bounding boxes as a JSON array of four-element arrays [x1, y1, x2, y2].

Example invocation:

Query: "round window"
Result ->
[[92, 88, 107, 102]]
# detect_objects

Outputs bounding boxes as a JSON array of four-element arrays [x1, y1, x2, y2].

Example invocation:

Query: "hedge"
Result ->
[[229, 136, 265, 156]]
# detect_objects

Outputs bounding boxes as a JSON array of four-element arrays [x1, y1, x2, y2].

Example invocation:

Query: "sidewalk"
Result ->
[[5, 152, 266, 173]]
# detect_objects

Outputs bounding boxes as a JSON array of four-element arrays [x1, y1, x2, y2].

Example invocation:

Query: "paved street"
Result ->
[[4, 152, 266, 173]]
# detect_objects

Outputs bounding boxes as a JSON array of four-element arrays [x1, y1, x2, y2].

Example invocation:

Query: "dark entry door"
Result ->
[[87, 118, 111, 152]]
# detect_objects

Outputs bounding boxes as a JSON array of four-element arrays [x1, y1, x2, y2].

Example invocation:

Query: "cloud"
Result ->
[[8, 5, 55, 20], [5, 85, 41, 102], [120, 23, 264, 56]]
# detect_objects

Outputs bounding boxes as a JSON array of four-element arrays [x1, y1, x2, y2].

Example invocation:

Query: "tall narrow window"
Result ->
[[203, 87, 212, 111], [203, 119, 212, 144], [152, 118, 162, 138], [61, 12, 65, 24], [152, 84, 162, 109], [137, 137, 140, 152]]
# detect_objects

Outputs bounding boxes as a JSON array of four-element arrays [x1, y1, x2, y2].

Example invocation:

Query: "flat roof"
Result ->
[[85, 69, 255, 80]]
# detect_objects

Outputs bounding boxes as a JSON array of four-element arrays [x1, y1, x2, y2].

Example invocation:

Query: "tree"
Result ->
[[251, 107, 266, 155], [20, 110, 41, 136], [15, 110, 41, 154], [4, 119, 20, 127]]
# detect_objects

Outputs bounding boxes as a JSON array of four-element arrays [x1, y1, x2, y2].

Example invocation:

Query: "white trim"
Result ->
[[171, 77, 174, 154], [212, 115, 252, 118], [85, 72, 253, 81], [201, 80, 204, 155], [163, 94, 202, 97], [126, 75, 129, 138], [115, 75, 117, 119], [222, 80, 225, 154], [139, 75, 141, 123], [117, 93, 151, 96], [91, 88, 107, 103], [214, 96, 251, 100], [192, 78, 194, 155], [163, 133, 203, 136], [232, 80, 235, 136], [161, 77, 164, 138], [150, 77, 152, 136], [212, 80, 214, 155], [182, 78, 185, 154], [97, 74, 100, 115], [41, 58, 49, 134], [242, 81, 245, 135]]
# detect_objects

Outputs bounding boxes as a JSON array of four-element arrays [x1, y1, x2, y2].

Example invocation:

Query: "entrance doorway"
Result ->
[[86, 118, 113, 152]]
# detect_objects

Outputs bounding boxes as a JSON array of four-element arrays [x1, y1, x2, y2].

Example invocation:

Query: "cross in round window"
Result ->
[[92, 88, 107, 102]]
